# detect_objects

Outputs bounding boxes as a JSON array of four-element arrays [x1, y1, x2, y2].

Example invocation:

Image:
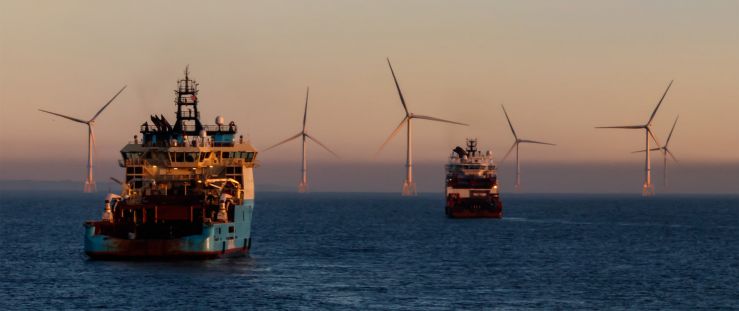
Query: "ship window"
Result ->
[[228, 226, 234, 233], [214, 151, 221, 159], [186, 153, 198, 162], [199, 152, 211, 161], [176, 152, 185, 162], [245, 152, 255, 162], [222, 152, 231, 159], [225, 166, 243, 174], [123, 152, 143, 160]]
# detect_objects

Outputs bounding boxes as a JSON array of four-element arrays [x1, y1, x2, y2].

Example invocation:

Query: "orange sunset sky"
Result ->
[[1, 1, 737, 192]]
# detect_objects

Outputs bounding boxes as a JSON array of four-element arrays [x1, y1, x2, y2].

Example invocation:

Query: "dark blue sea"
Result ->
[[1, 191, 737, 310]]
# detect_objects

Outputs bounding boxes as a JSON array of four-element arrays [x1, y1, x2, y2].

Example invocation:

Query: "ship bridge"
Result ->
[[117, 67, 258, 204]]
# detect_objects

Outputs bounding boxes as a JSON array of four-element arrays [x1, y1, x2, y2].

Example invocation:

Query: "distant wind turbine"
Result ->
[[264, 87, 338, 192], [376, 58, 468, 196], [634, 115, 679, 188], [596, 80, 673, 196], [39, 85, 127, 192], [500, 105, 555, 192]]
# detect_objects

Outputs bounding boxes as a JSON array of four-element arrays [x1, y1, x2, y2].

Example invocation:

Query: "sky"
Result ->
[[1, 0, 737, 193]]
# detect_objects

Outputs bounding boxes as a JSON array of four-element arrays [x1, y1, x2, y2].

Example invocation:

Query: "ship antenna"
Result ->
[[184, 65, 190, 91]]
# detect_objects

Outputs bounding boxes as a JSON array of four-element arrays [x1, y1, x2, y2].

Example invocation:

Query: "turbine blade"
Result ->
[[38, 109, 87, 124], [500, 142, 517, 163], [387, 58, 409, 117], [501, 105, 518, 140], [411, 114, 468, 126], [303, 87, 309, 132], [375, 117, 408, 156], [647, 80, 673, 125], [666, 149, 678, 163], [263, 132, 302, 151], [647, 127, 662, 149], [305, 133, 339, 158], [665, 115, 679, 147], [91, 85, 127, 121], [90, 125, 96, 153], [595, 125, 645, 129], [631, 148, 661, 153], [518, 139, 555, 146]]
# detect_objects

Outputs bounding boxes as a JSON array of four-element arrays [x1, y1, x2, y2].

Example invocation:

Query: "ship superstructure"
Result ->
[[445, 139, 503, 218], [84, 68, 258, 259]]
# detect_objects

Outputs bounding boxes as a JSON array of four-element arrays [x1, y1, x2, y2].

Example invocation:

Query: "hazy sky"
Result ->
[[1, 1, 737, 192]]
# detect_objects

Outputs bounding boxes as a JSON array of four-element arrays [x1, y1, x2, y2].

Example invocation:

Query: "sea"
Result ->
[[1, 191, 737, 310]]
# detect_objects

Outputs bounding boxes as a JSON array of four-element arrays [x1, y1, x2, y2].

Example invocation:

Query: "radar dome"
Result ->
[[215, 115, 225, 125], [199, 129, 207, 138]]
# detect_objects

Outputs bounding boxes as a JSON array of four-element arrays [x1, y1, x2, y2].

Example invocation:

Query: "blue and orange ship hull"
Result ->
[[84, 201, 253, 260]]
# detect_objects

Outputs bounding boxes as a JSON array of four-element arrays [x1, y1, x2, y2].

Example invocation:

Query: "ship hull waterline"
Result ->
[[84, 202, 254, 260], [445, 197, 503, 219]]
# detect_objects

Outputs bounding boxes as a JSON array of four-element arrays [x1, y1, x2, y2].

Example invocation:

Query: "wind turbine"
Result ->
[[263, 87, 338, 192], [39, 85, 127, 193], [634, 115, 679, 188], [500, 105, 555, 192], [596, 80, 673, 196], [376, 58, 468, 196]]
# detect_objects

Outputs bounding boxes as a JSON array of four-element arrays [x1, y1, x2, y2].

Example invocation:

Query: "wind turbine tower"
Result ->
[[377, 58, 468, 196], [264, 87, 338, 192], [500, 105, 555, 191], [635, 115, 679, 188], [39, 86, 127, 192], [597, 80, 673, 196]]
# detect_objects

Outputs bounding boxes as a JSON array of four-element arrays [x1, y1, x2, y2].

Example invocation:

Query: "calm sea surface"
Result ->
[[1, 191, 737, 310]]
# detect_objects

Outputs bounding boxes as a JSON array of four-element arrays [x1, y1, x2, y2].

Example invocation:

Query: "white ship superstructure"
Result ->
[[445, 139, 503, 218]]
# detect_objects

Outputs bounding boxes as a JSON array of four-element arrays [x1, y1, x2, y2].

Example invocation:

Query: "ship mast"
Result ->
[[172, 65, 204, 136]]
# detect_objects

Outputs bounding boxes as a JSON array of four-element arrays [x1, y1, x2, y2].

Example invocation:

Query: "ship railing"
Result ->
[[447, 157, 493, 165], [204, 124, 237, 133], [138, 124, 237, 133]]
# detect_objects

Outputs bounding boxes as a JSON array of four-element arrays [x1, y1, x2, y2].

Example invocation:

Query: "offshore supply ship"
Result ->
[[445, 139, 503, 218], [84, 68, 258, 259]]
